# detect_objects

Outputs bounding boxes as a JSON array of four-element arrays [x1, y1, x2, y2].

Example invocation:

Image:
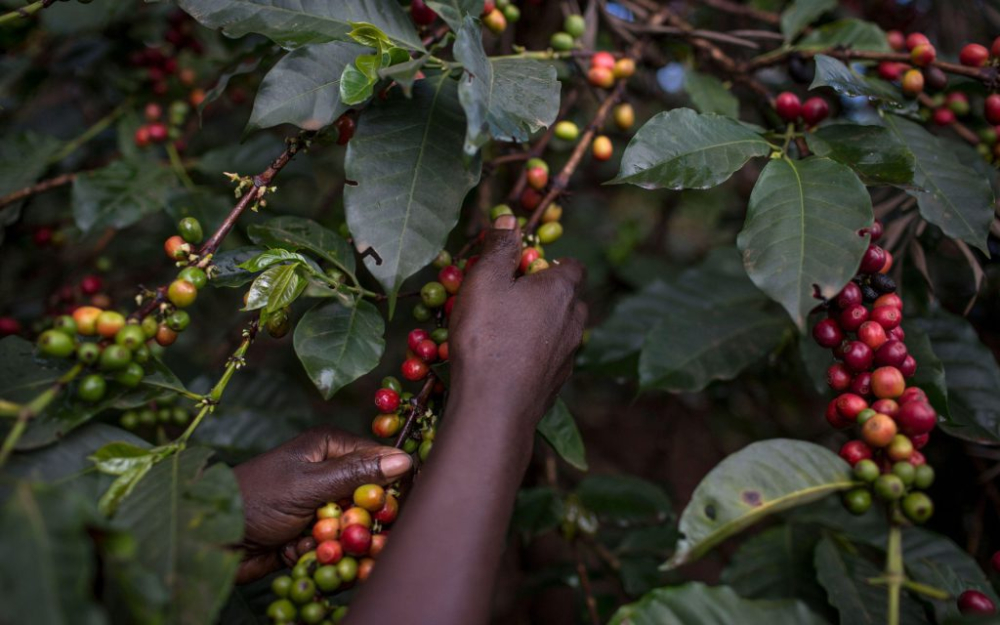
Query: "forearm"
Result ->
[[345, 380, 535, 625]]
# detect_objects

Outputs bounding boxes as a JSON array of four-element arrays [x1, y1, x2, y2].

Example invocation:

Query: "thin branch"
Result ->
[[394, 376, 437, 449], [697, 0, 781, 25], [615, 22, 761, 49], [745, 48, 994, 81], [0, 172, 78, 210], [574, 543, 602, 625], [0, 0, 55, 26]]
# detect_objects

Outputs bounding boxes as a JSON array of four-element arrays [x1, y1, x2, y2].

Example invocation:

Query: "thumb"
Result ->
[[296, 447, 412, 509], [471, 215, 521, 284]]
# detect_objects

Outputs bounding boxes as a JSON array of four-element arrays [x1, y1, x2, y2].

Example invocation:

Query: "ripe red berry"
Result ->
[[905, 32, 930, 51], [839, 305, 869, 333], [874, 340, 908, 368], [401, 357, 429, 381], [415, 339, 438, 363], [826, 363, 853, 391], [0, 316, 21, 337], [993, 36, 1000, 58], [886, 30, 905, 51], [370, 534, 388, 558], [825, 399, 851, 428], [374, 388, 400, 413], [910, 433, 929, 449], [316, 540, 344, 565], [898, 387, 927, 405], [438, 265, 463, 295], [901, 69, 924, 96], [910, 43, 936, 67], [144, 102, 163, 121], [870, 305, 901, 331], [520, 187, 542, 211], [860, 245, 887, 274], [587, 66, 615, 89], [888, 326, 906, 341], [842, 341, 874, 372], [849, 372, 872, 397], [526, 166, 548, 190], [371, 413, 401, 438], [871, 398, 899, 417], [164, 235, 189, 260], [147, 122, 168, 143], [801, 97, 829, 125], [835, 282, 863, 310], [374, 495, 398, 524], [839, 440, 873, 466], [334, 114, 356, 145], [871, 366, 906, 399], [444, 295, 456, 317], [932, 107, 955, 126], [874, 293, 902, 309], [775, 92, 801, 122], [908, 450, 927, 466], [340, 524, 373, 556], [79, 274, 103, 295], [877, 61, 906, 82], [591, 51, 616, 70], [858, 321, 888, 350], [986, 94, 1000, 125], [438, 341, 449, 361], [519, 247, 541, 274], [957, 590, 996, 616], [959, 43, 990, 67], [407, 329, 430, 352], [411, 0, 437, 25], [897, 400, 937, 435], [899, 355, 917, 378], [813, 318, 844, 348], [835, 393, 868, 421]]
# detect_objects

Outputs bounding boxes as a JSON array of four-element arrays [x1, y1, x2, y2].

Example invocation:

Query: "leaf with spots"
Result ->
[[293, 300, 385, 400], [665, 439, 854, 570]]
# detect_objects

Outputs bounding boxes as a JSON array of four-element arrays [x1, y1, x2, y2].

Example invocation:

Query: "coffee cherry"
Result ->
[[839, 305, 869, 332], [77, 342, 100, 364], [334, 114, 356, 145], [870, 399, 898, 419], [564, 14, 585, 38], [164, 235, 189, 260], [340, 524, 372, 556], [374, 388, 400, 413], [99, 345, 132, 371], [932, 107, 955, 126], [590, 51, 615, 70], [134, 125, 151, 148], [835, 392, 868, 421], [874, 340, 907, 368], [905, 32, 930, 50], [115, 362, 145, 388], [842, 488, 872, 515], [826, 363, 852, 391], [267, 598, 296, 622], [554, 120, 579, 141], [901, 69, 924, 96], [870, 305, 901, 331], [871, 366, 905, 399], [898, 387, 926, 405], [317, 502, 342, 520], [520, 187, 542, 211], [94, 311, 125, 339], [415, 338, 438, 362], [164, 310, 189, 333], [289, 577, 316, 605], [430, 328, 448, 344], [526, 165, 549, 190], [374, 494, 398, 524], [900, 491, 934, 524], [155, 325, 178, 347], [438, 265, 463, 295], [857, 321, 888, 350], [958, 590, 996, 616], [775, 92, 801, 122], [960, 43, 990, 67], [178, 266, 207, 290], [537, 222, 563, 244], [402, 357, 429, 381], [312, 517, 340, 543], [419, 438, 433, 461], [910, 43, 936, 67], [891, 459, 916, 485], [271, 574, 293, 598], [77, 374, 107, 402], [168, 279, 198, 308], [899, 355, 917, 378], [874, 293, 902, 309], [502, 4, 520, 22], [986, 94, 1000, 125], [316, 539, 343, 565], [842, 341, 874, 372], [871, 274, 896, 295], [614, 58, 636, 79], [353, 484, 386, 512], [850, 372, 872, 397], [812, 318, 844, 348], [369, 534, 388, 559], [79, 274, 103, 296], [336, 557, 359, 583], [886, 30, 905, 50], [592, 135, 613, 161], [37, 329, 75, 358], [887, 434, 914, 462], [839, 440, 873, 465], [835, 283, 862, 310], [372, 413, 401, 439], [825, 399, 851, 428], [342, 506, 372, 529], [946, 92, 970, 116], [115, 325, 146, 351], [862, 412, 897, 447], [910, 432, 929, 450], [527, 258, 550, 274], [300, 602, 326, 625], [410, 0, 437, 25], [874, 473, 905, 500], [854, 459, 879, 482], [801, 97, 829, 125], [860, 245, 887, 274], [992, 551, 1000, 574], [520, 247, 541, 274], [407, 329, 430, 352], [313, 565, 341, 592], [483, 8, 506, 33], [588, 66, 615, 89], [897, 400, 937, 435], [856, 408, 876, 425], [613, 103, 635, 130], [420, 281, 447, 308], [878, 61, 906, 81], [177, 217, 203, 244], [550, 32, 574, 51]]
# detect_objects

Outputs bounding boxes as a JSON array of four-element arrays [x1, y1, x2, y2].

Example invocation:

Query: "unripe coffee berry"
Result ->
[[99, 345, 132, 371], [115, 362, 145, 388], [164, 235, 189, 260], [855, 408, 876, 425], [312, 517, 340, 543], [842, 488, 872, 515], [115, 325, 147, 350], [490, 204, 514, 220], [77, 342, 100, 364], [37, 329, 75, 358], [910, 43, 936, 66], [537, 222, 563, 244], [178, 266, 207, 289], [564, 14, 585, 38], [168, 279, 198, 308], [550, 32, 574, 51], [891, 459, 916, 485], [420, 281, 447, 308], [381, 376, 402, 393], [853, 458, 879, 482], [96, 311, 126, 339], [155, 325, 178, 347], [166, 310, 190, 332], [519, 247, 541, 274], [613, 103, 635, 130], [861, 412, 897, 447], [587, 66, 615, 89], [902, 491, 934, 524], [901, 69, 924, 96], [353, 484, 386, 512], [887, 434, 914, 462], [871, 366, 905, 399], [178, 217, 203, 244], [77, 374, 106, 402], [554, 121, 579, 141], [592, 135, 613, 161], [526, 165, 549, 190], [874, 473, 905, 500]]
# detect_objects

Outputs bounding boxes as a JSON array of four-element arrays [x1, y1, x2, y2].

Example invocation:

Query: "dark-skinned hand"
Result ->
[[232, 426, 412, 583]]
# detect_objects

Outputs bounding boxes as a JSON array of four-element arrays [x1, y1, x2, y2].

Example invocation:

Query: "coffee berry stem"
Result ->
[[392, 375, 437, 450], [886, 522, 904, 625], [166, 142, 197, 191], [0, 0, 51, 26], [0, 362, 84, 467]]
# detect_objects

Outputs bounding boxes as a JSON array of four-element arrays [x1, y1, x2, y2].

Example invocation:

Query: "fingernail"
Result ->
[[380, 452, 413, 478], [494, 215, 516, 230]]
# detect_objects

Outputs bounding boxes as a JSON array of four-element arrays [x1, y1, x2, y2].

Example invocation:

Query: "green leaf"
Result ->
[[379, 55, 428, 96], [98, 459, 155, 517], [0, 133, 61, 235], [5, 423, 148, 484], [684, 71, 739, 118], [339, 62, 377, 106], [609, 582, 828, 625], [210, 246, 265, 288], [609, 108, 771, 190], [805, 123, 915, 185], [247, 42, 363, 134], [347, 22, 394, 52], [796, 19, 890, 51], [575, 474, 671, 523], [453, 16, 493, 154], [721, 524, 828, 611], [902, 528, 999, 622], [666, 439, 854, 569], [199, 55, 263, 118], [293, 300, 385, 400], [176, 0, 425, 51], [238, 248, 311, 273], [89, 442, 155, 475], [248, 215, 356, 275], [72, 160, 175, 234], [808, 55, 907, 109], [536, 398, 588, 471], [781, 0, 837, 40], [0, 482, 106, 625], [884, 114, 994, 254], [110, 447, 243, 625], [512, 487, 563, 538], [737, 157, 872, 329], [245, 264, 307, 313], [344, 72, 481, 300], [0, 335, 62, 403], [911, 310, 1000, 443], [426, 0, 485, 31], [814, 535, 931, 625]]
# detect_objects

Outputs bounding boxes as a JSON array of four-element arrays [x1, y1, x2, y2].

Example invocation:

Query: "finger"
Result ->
[[524, 257, 587, 299], [470, 215, 521, 285], [295, 446, 412, 509], [283, 425, 379, 462]]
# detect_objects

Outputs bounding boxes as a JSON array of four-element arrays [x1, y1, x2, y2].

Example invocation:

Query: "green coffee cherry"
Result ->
[[564, 14, 586, 38], [914, 465, 935, 489], [856, 408, 876, 425], [335, 557, 358, 583], [902, 492, 934, 524], [842, 488, 872, 515], [554, 120, 580, 141], [77, 342, 101, 365], [419, 439, 433, 462], [490, 204, 514, 220], [38, 330, 75, 358], [267, 599, 296, 622], [166, 310, 190, 332], [77, 374, 107, 402], [412, 303, 432, 321], [502, 4, 519, 22], [526, 157, 549, 173], [432, 250, 452, 269], [115, 325, 147, 350], [99, 345, 132, 371], [381, 376, 402, 393], [141, 315, 159, 339], [313, 565, 341, 592], [550, 32, 574, 51], [271, 575, 293, 598], [853, 458, 879, 483], [178, 266, 207, 289], [114, 362, 145, 388], [891, 461, 916, 487], [537, 221, 563, 244], [430, 328, 448, 343], [172, 407, 190, 425], [138, 409, 157, 427], [132, 344, 151, 364], [874, 474, 905, 501], [52, 315, 77, 336], [120, 410, 139, 430], [301, 602, 326, 625], [403, 438, 418, 454], [178, 217, 204, 244], [420, 282, 447, 308]]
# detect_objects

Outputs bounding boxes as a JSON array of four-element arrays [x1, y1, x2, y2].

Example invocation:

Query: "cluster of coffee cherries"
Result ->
[[370, 375, 438, 462], [774, 92, 830, 126], [134, 100, 193, 150], [811, 222, 937, 524], [266, 484, 398, 624], [586, 50, 634, 89], [126, 11, 204, 98], [32, 218, 208, 402], [117, 396, 191, 432], [550, 13, 587, 52]]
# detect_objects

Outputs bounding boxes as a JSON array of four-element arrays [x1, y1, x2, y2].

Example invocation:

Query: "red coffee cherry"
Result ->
[[80, 274, 103, 295], [410, 0, 437, 25], [842, 341, 874, 372], [591, 52, 616, 70], [374, 495, 398, 524], [519, 247, 541, 274], [826, 399, 851, 428], [369, 534, 388, 558], [877, 61, 906, 81], [839, 305, 869, 332], [905, 32, 930, 51], [313, 518, 341, 543], [587, 66, 615, 89], [414, 339, 438, 363], [438, 341, 449, 361], [334, 114, 356, 145], [374, 388, 400, 413], [520, 187, 542, 211], [147, 122, 168, 143], [401, 357, 429, 381], [858, 321, 888, 350], [835, 392, 868, 421], [899, 355, 917, 378], [886, 30, 905, 51], [860, 245, 887, 274], [801, 97, 829, 125], [371, 413, 402, 438], [874, 293, 902, 309], [812, 318, 844, 348], [826, 363, 852, 391], [888, 326, 906, 341], [0, 317, 21, 337], [526, 166, 548, 190], [870, 305, 901, 331], [898, 387, 927, 405], [316, 540, 344, 565], [871, 366, 906, 399], [861, 412, 898, 447], [407, 329, 430, 352], [957, 590, 996, 616], [341, 524, 373, 556], [960, 43, 990, 67], [986, 94, 1000, 125], [874, 340, 908, 367], [871, 398, 899, 417], [910, 43, 936, 67], [438, 265, 463, 295], [849, 372, 872, 397], [901, 69, 924, 96], [932, 108, 955, 126], [896, 400, 937, 435], [342, 506, 372, 529], [775, 91, 801, 122], [839, 440, 873, 465], [835, 282, 863, 310], [358, 557, 375, 581], [164, 235, 189, 260]]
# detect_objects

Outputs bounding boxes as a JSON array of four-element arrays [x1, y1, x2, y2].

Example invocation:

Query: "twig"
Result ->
[[0, 363, 83, 467], [0, 172, 78, 210], [698, 0, 781, 25], [745, 48, 994, 81], [507, 90, 579, 204], [614, 22, 761, 49], [394, 376, 437, 449], [48, 100, 131, 164], [574, 543, 601, 625], [917, 93, 980, 145], [0, 0, 55, 26]]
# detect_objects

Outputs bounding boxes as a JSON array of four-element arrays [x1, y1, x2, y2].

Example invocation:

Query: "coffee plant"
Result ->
[[2, 0, 1000, 623]]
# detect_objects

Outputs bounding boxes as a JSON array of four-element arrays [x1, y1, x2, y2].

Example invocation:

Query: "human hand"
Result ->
[[232, 426, 412, 583], [448, 215, 587, 429]]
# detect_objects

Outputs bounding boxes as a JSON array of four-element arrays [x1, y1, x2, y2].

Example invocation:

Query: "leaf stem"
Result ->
[[0, 0, 52, 26], [902, 579, 950, 601], [166, 142, 196, 191], [0, 363, 84, 467], [48, 100, 131, 164], [885, 521, 903, 625]]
